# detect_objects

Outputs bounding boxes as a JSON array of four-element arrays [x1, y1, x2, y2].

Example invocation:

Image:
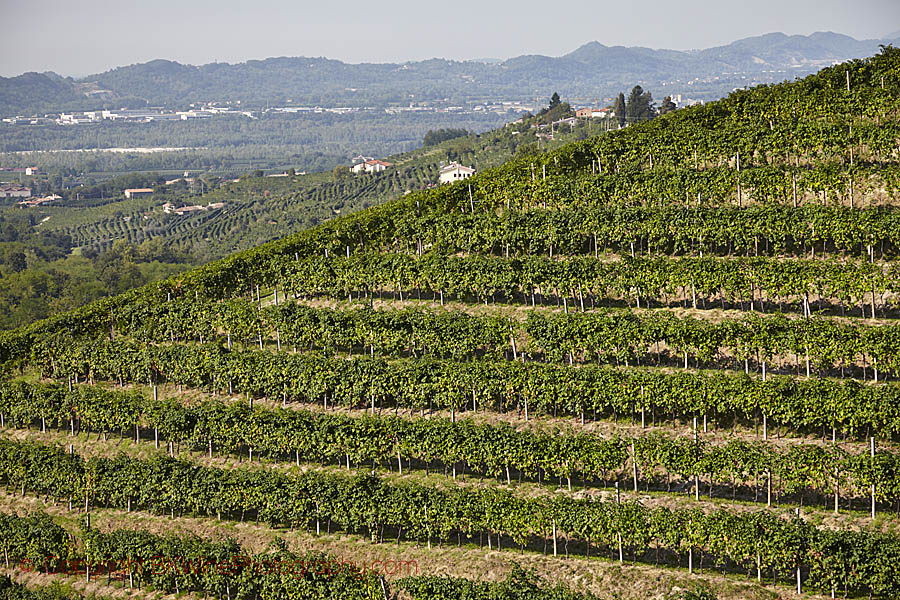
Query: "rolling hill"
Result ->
[[2, 31, 898, 115]]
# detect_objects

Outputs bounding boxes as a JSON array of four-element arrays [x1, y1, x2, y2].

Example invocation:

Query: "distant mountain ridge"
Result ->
[[2, 31, 897, 115]]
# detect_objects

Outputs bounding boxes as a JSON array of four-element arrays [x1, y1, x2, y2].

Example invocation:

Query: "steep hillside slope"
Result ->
[[1, 47, 900, 599]]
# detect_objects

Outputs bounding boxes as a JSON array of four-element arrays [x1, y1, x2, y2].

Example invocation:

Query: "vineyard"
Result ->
[[28, 114, 595, 263], [34, 164, 439, 258], [2, 48, 900, 599]]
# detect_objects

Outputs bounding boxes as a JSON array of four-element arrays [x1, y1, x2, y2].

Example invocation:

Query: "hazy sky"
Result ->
[[2, 0, 899, 77]]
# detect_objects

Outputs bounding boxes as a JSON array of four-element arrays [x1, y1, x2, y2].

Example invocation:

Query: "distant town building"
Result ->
[[439, 162, 476, 185], [58, 113, 94, 125], [124, 188, 154, 199], [0, 185, 31, 199], [24, 167, 38, 176], [177, 111, 213, 120], [575, 108, 593, 118], [350, 159, 393, 174]]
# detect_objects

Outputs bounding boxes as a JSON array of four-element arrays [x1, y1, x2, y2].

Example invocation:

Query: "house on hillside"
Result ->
[[439, 162, 475, 185], [174, 205, 205, 215], [575, 108, 614, 119], [164, 201, 226, 215], [350, 159, 393, 174], [165, 177, 195, 185], [17, 194, 60, 207], [552, 117, 579, 128], [0, 185, 31, 199], [124, 188, 154, 199]]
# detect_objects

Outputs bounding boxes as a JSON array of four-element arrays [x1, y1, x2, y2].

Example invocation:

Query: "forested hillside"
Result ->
[[1, 47, 900, 599]]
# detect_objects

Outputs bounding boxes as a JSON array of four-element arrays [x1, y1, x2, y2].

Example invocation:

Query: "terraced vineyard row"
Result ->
[[0, 511, 657, 600], [3, 439, 900, 597], [6, 253, 900, 361], [365, 204, 900, 259], [22, 338, 900, 437], [82, 298, 900, 377], [3, 380, 898, 512], [155, 252, 900, 319], [0, 512, 388, 600]]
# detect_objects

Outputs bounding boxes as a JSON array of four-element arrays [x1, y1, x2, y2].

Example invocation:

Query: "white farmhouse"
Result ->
[[439, 162, 475, 185], [350, 159, 393, 174], [124, 188, 154, 199]]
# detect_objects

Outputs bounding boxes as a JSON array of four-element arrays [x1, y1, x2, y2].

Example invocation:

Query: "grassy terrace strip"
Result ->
[[397, 566, 607, 600], [3, 380, 899, 512], [78, 299, 900, 378], [0, 513, 616, 600], [0, 577, 86, 600], [2, 439, 900, 597], [23, 340, 900, 436], [0, 513, 385, 599], [0, 566, 610, 600]]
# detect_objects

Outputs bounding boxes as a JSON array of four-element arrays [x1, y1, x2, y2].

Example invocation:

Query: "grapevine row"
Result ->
[[26, 339, 900, 436], [0, 512, 382, 600], [104, 300, 900, 377], [381, 204, 900, 259], [9, 199, 900, 358], [2, 380, 898, 511], [2, 439, 899, 597]]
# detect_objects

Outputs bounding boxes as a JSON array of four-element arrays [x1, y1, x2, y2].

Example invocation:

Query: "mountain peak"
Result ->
[[564, 41, 610, 61]]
